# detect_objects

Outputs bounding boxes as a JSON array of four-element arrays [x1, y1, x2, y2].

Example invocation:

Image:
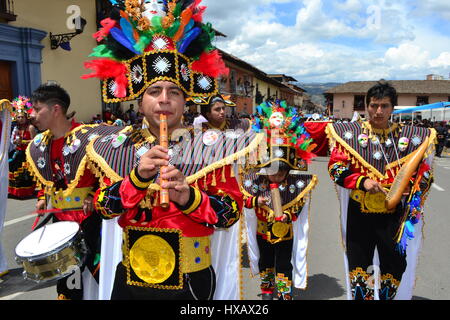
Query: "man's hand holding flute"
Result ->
[[136, 114, 191, 208]]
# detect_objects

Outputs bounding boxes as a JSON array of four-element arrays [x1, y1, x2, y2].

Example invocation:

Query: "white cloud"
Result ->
[[201, 0, 450, 83], [429, 52, 450, 68], [384, 43, 430, 70]]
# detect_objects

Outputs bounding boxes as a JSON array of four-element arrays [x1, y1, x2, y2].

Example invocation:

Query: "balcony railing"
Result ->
[[0, 0, 17, 22]]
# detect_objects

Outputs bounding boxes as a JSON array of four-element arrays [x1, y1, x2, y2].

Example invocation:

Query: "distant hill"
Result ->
[[296, 82, 342, 106]]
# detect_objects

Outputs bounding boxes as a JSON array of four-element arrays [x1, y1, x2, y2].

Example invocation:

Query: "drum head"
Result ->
[[15, 221, 80, 258]]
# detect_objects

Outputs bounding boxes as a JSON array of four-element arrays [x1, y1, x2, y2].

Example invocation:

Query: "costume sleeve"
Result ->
[[95, 165, 244, 228], [94, 167, 153, 220], [194, 165, 243, 228], [244, 195, 257, 209], [175, 187, 219, 226], [328, 146, 367, 190], [286, 206, 303, 222], [37, 189, 45, 201]]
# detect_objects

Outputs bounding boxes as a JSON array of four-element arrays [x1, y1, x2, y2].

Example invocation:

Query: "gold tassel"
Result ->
[[153, 193, 159, 207], [230, 165, 235, 178], [211, 169, 216, 187], [221, 166, 226, 182], [203, 175, 208, 191]]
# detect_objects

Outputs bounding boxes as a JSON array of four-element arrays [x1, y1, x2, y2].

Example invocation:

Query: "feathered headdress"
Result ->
[[82, 0, 229, 102], [11, 96, 32, 119], [252, 100, 316, 170]]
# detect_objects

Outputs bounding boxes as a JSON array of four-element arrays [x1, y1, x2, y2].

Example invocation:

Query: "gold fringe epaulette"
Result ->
[[325, 123, 436, 183], [87, 126, 265, 206], [25, 124, 112, 198], [86, 125, 140, 188], [241, 174, 318, 217]]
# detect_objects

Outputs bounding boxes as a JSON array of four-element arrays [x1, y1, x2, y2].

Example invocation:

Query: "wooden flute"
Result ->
[[159, 113, 169, 208]]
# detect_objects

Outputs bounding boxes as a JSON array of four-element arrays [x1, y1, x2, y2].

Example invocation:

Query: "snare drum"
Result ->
[[15, 221, 88, 283]]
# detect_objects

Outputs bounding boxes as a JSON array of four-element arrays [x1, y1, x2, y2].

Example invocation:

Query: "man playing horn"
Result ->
[[325, 80, 436, 300]]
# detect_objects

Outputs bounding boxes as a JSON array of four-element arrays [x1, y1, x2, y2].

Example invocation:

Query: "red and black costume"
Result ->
[[242, 171, 317, 300], [88, 124, 260, 300], [242, 99, 318, 300], [8, 120, 36, 199], [26, 122, 120, 299], [326, 120, 436, 300]]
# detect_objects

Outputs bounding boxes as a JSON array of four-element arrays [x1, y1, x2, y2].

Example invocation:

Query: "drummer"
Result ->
[[27, 84, 111, 300]]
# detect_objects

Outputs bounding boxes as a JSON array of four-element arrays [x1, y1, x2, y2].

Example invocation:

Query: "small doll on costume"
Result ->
[[242, 100, 318, 300]]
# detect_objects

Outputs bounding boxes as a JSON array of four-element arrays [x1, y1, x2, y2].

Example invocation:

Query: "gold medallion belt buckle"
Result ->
[[350, 190, 395, 213], [266, 220, 293, 244], [123, 226, 183, 290]]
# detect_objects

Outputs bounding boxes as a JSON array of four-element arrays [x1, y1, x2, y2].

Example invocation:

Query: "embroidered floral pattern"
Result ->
[[329, 161, 349, 183], [349, 267, 375, 300], [379, 273, 400, 300], [260, 268, 275, 294]]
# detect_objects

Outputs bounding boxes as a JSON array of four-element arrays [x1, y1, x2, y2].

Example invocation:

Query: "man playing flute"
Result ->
[[325, 80, 436, 300], [83, 0, 261, 300]]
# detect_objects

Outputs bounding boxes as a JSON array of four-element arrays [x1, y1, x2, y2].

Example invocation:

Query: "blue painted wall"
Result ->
[[0, 24, 47, 97]]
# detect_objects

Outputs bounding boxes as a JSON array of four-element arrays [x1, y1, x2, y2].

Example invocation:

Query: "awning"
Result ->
[[392, 102, 450, 114]]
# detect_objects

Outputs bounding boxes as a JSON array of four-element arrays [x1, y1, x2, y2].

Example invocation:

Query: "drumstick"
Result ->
[[159, 113, 169, 208]]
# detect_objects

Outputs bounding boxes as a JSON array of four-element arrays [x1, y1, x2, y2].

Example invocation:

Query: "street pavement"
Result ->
[[1, 152, 450, 300]]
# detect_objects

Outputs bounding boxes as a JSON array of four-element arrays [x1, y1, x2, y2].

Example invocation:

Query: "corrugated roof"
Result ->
[[326, 80, 450, 95]]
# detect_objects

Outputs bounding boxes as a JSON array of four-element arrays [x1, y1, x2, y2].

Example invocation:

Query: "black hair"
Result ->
[[31, 84, 71, 114], [366, 79, 398, 107], [262, 160, 291, 173], [200, 95, 225, 117]]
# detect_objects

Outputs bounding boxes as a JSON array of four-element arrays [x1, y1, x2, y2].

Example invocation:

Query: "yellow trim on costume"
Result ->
[[241, 174, 319, 216], [130, 168, 153, 189], [206, 120, 228, 131], [122, 227, 212, 289], [25, 127, 93, 198], [356, 175, 365, 190], [101, 49, 219, 103], [180, 236, 211, 273], [185, 132, 264, 186], [181, 187, 202, 215], [122, 227, 184, 290], [86, 139, 123, 186], [87, 127, 263, 196], [325, 123, 436, 181], [361, 121, 399, 143], [86, 127, 157, 188], [51, 187, 92, 210]]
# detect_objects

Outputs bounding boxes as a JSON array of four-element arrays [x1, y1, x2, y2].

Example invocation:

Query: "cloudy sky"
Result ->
[[202, 0, 450, 83]]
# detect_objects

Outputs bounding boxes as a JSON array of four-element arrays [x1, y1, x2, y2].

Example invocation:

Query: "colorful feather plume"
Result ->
[[252, 100, 317, 164], [83, 0, 227, 101]]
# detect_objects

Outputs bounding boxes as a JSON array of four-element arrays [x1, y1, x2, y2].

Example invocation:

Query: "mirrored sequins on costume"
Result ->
[[89, 124, 262, 292], [326, 120, 436, 300]]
